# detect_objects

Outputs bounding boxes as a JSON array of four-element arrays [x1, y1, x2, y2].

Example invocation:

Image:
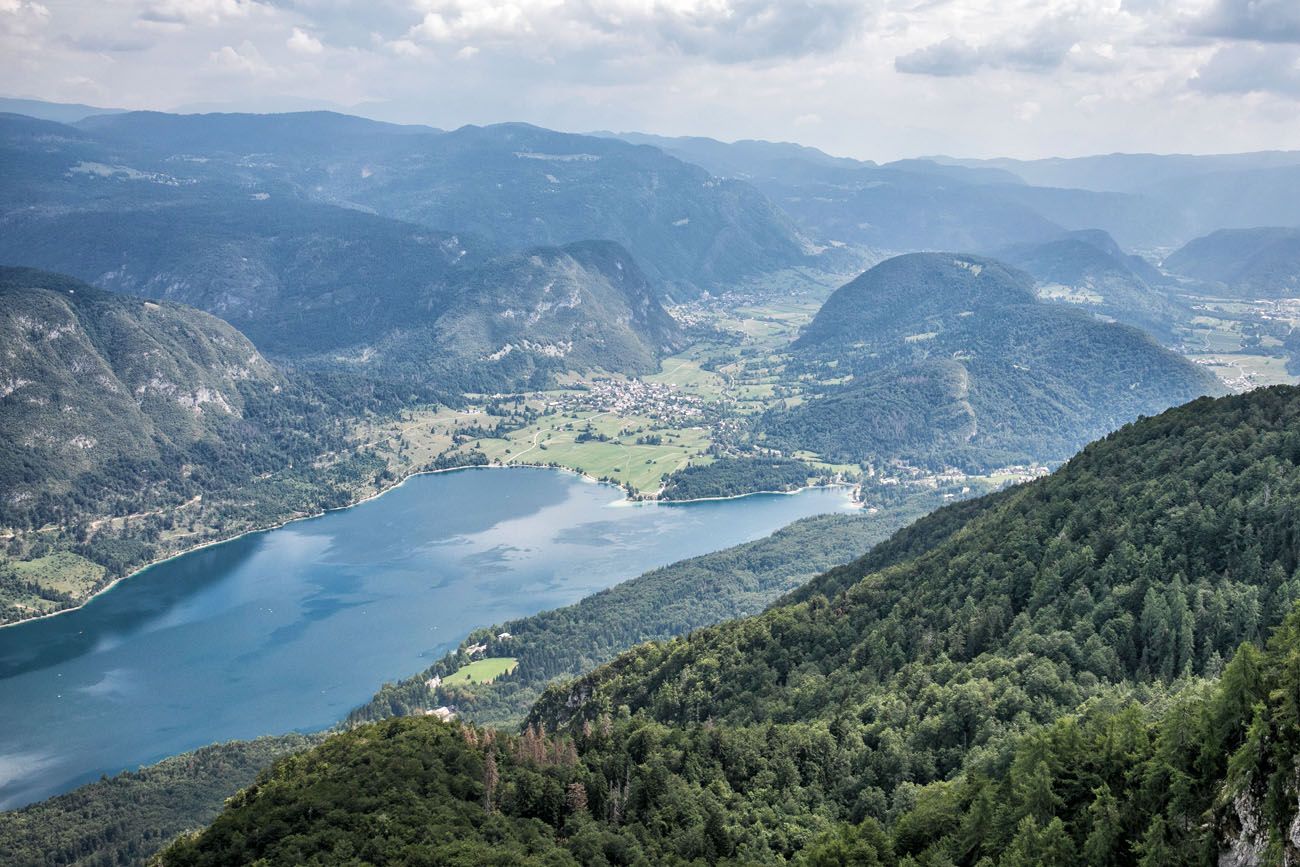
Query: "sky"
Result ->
[[2, 0, 1300, 161]]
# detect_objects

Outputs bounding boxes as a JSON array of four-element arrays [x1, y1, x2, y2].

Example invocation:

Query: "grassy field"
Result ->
[[4, 552, 106, 615], [478, 410, 712, 494], [1189, 354, 1298, 390], [445, 657, 518, 685]]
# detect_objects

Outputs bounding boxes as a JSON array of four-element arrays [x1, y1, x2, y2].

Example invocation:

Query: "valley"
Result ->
[[5, 94, 1300, 867]]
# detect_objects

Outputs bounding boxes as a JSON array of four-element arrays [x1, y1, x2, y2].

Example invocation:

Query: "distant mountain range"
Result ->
[[2, 111, 831, 298], [610, 131, 1300, 252], [761, 253, 1221, 469]]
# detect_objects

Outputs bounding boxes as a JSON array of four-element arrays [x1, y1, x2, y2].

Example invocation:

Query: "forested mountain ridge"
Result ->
[[542, 385, 1300, 731], [0, 197, 485, 358], [365, 241, 684, 396], [156, 385, 1300, 865], [762, 253, 1220, 470], [1164, 227, 1300, 297], [0, 267, 282, 523], [993, 229, 1185, 339]]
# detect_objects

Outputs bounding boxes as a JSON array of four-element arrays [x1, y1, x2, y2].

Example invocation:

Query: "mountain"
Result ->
[[761, 253, 1220, 469], [359, 241, 685, 394], [602, 131, 874, 179], [0, 267, 283, 518], [30, 113, 824, 296], [604, 131, 1063, 252], [154, 386, 1300, 864], [1164, 227, 1300, 297], [0, 97, 125, 124], [0, 268, 382, 621], [993, 229, 1186, 338], [932, 150, 1300, 194], [0, 198, 484, 358], [0, 198, 681, 394]]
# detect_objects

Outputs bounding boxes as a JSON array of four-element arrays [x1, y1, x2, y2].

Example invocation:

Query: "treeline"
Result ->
[[656, 457, 822, 501], [0, 734, 320, 867]]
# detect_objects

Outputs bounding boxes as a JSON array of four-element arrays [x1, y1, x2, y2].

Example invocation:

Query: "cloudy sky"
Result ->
[[3, 0, 1299, 160]]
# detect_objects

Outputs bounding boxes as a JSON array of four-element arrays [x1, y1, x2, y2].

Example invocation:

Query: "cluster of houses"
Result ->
[[552, 379, 704, 424]]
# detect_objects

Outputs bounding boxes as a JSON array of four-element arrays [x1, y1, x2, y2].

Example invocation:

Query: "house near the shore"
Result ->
[[465, 642, 487, 656], [425, 675, 442, 691], [497, 632, 512, 641], [425, 706, 456, 722]]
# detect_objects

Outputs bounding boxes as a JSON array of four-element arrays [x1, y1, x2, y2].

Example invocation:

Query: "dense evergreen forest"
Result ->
[[154, 386, 1300, 864], [0, 735, 320, 867], [656, 457, 822, 501]]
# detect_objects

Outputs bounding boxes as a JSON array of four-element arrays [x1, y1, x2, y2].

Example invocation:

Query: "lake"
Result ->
[[0, 467, 855, 809]]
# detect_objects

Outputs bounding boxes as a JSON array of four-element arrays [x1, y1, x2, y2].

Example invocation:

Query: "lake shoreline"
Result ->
[[0, 462, 854, 631]]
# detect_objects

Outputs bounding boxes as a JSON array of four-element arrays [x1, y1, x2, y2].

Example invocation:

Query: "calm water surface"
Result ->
[[0, 467, 853, 808]]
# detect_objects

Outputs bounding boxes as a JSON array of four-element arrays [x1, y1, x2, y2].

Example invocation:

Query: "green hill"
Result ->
[[764, 253, 1221, 470], [994, 229, 1186, 338], [154, 386, 1300, 865], [1164, 227, 1300, 297]]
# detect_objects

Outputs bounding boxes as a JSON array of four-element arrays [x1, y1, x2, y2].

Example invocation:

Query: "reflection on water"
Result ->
[[0, 467, 854, 808]]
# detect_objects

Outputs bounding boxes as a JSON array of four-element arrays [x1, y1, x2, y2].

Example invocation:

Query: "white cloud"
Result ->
[[209, 40, 273, 75], [140, 0, 262, 26], [1191, 42, 1300, 96], [4, 0, 1300, 159], [287, 26, 323, 54]]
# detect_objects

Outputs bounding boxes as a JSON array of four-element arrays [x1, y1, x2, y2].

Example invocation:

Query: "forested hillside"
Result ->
[[1165, 227, 1300, 297], [0, 268, 381, 622], [994, 229, 1186, 339], [762, 253, 1220, 470], [160, 386, 1300, 865], [1, 111, 828, 297]]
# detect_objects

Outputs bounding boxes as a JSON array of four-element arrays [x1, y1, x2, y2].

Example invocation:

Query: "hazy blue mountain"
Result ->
[[605, 132, 1053, 251], [994, 228, 1186, 338], [0, 198, 486, 357], [358, 241, 684, 394], [765, 253, 1221, 469], [0, 97, 125, 124], [1164, 226, 1300, 296], [601, 130, 874, 179], [41, 113, 824, 295], [932, 150, 1300, 193]]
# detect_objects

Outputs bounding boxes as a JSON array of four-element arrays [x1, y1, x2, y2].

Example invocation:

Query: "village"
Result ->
[[548, 377, 707, 425]]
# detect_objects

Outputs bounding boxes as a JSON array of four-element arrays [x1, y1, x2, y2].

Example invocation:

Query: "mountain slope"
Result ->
[[0, 267, 283, 519], [0, 268, 379, 621], [763, 253, 1220, 469], [994, 229, 1186, 338], [161, 386, 1300, 865], [360, 241, 684, 394], [0, 198, 483, 357], [1164, 227, 1300, 297]]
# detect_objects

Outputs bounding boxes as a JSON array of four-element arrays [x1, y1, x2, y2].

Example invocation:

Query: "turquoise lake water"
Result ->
[[0, 467, 854, 808]]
